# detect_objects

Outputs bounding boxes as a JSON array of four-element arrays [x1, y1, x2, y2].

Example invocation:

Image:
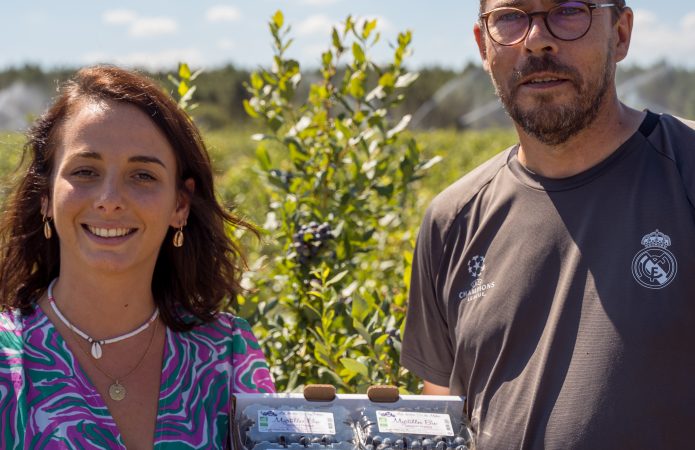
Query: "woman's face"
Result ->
[[45, 99, 190, 277]]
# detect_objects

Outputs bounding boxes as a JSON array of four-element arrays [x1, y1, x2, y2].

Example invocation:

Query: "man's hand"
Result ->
[[423, 381, 451, 395]]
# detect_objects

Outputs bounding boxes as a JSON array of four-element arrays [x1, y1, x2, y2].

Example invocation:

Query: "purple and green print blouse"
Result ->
[[0, 306, 275, 449]]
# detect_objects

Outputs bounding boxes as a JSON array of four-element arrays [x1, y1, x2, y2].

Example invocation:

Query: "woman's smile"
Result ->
[[83, 224, 138, 239]]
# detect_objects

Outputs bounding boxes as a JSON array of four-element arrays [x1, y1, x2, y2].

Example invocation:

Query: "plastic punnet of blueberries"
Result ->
[[239, 404, 475, 450]]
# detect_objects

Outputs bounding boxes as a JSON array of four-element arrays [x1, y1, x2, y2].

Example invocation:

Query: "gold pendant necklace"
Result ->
[[72, 318, 159, 401], [108, 382, 127, 401]]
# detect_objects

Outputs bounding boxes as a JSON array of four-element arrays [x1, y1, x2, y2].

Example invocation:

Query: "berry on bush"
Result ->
[[290, 221, 334, 266]]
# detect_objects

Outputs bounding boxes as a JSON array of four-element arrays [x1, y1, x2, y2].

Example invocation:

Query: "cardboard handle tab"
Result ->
[[303, 384, 337, 402], [367, 385, 400, 403]]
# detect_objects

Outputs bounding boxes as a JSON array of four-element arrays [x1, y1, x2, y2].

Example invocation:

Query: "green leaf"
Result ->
[[347, 71, 366, 98], [178, 80, 189, 98], [180, 85, 196, 104], [251, 72, 264, 91], [353, 318, 372, 344], [352, 42, 366, 65], [344, 16, 355, 34], [272, 10, 284, 29], [331, 28, 343, 51], [190, 68, 203, 81], [341, 358, 369, 377], [387, 114, 412, 139], [178, 63, 191, 80], [256, 147, 272, 169], [378, 72, 395, 89], [243, 99, 259, 118], [395, 72, 420, 89], [326, 270, 348, 287], [350, 294, 370, 323], [419, 155, 443, 171], [362, 19, 377, 39], [322, 50, 333, 67]]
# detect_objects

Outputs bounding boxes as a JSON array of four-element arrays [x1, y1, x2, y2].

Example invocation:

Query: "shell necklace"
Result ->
[[47, 278, 159, 359], [73, 314, 158, 401]]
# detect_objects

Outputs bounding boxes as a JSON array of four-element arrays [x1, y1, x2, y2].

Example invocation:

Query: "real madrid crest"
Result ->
[[631, 230, 678, 289]]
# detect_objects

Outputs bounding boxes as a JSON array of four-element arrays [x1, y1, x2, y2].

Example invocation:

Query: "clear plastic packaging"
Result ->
[[353, 406, 474, 450], [232, 391, 474, 450]]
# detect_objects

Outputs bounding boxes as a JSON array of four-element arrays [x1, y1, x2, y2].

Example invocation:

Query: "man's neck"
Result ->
[[516, 100, 645, 179]]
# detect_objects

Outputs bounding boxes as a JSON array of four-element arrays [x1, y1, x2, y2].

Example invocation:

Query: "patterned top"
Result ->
[[0, 306, 275, 449]]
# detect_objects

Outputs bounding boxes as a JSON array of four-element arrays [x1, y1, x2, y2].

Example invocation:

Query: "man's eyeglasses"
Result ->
[[480, 2, 618, 46]]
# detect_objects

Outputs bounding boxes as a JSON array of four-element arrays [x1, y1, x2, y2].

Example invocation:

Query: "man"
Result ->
[[401, 1, 695, 448]]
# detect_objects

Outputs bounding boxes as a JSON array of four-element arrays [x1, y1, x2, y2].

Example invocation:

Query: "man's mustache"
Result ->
[[510, 54, 581, 86]]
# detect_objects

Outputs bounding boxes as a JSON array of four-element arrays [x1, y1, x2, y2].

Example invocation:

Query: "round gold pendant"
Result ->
[[109, 382, 126, 401]]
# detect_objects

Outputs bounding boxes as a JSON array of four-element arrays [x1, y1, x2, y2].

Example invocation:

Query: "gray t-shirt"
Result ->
[[401, 112, 695, 449]]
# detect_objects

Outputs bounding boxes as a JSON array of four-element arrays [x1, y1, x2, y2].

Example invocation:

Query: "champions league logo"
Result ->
[[467, 255, 485, 278], [632, 230, 678, 289], [459, 255, 495, 302]]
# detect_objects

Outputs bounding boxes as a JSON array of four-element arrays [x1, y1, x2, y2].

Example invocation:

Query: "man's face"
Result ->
[[475, 1, 630, 145]]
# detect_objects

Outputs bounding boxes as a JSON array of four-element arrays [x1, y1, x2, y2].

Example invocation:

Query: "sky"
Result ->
[[2, 1, 694, 72]]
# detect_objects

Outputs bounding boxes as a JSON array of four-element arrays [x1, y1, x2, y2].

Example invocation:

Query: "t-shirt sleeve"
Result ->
[[400, 206, 455, 388], [651, 115, 695, 207], [674, 117, 695, 206], [230, 317, 276, 393]]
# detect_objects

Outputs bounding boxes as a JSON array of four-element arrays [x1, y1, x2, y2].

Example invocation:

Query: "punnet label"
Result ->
[[376, 411, 454, 436], [257, 410, 336, 434]]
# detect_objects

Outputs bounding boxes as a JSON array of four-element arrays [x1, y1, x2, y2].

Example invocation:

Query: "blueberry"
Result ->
[[453, 437, 467, 446]]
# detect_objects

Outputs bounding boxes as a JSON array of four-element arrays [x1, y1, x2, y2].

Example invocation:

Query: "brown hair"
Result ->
[[0, 65, 257, 331]]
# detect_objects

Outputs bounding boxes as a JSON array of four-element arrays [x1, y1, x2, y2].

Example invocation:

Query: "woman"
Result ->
[[0, 66, 275, 449]]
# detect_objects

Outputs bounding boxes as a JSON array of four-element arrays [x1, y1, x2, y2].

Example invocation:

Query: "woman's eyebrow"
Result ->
[[128, 155, 166, 168], [68, 152, 166, 168]]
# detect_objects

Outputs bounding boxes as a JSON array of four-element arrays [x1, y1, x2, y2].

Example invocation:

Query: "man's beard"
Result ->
[[493, 52, 614, 146]]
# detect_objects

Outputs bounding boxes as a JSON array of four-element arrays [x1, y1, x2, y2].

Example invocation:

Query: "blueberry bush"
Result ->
[[241, 11, 442, 392]]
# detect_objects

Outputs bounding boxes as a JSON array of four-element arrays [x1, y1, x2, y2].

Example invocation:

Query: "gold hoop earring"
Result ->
[[43, 215, 52, 240]]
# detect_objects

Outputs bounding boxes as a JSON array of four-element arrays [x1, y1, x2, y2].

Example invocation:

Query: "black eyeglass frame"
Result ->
[[479, 2, 619, 46]]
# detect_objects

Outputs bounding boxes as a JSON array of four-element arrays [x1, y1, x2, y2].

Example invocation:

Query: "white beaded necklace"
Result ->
[[47, 279, 159, 360]]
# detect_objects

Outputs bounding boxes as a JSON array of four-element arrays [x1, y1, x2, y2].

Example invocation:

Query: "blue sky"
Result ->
[[3, 1, 694, 71]]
